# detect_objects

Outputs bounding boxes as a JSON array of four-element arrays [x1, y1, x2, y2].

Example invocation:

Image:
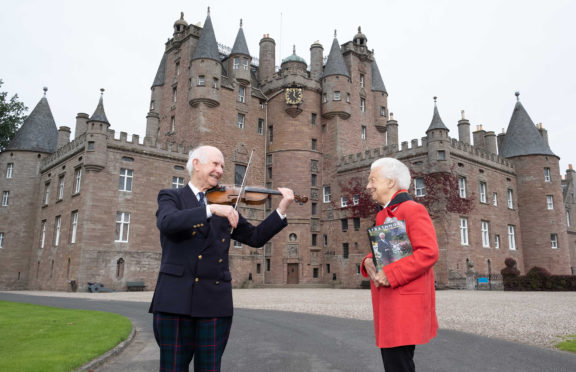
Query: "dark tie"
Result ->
[[197, 192, 206, 207]]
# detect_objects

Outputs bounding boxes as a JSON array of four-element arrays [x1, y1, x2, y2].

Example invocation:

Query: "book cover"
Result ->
[[367, 217, 413, 272]]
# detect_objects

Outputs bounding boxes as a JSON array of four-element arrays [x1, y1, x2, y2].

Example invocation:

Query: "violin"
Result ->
[[206, 185, 308, 205]]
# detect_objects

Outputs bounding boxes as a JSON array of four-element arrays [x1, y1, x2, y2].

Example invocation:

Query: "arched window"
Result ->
[[117, 258, 125, 279]]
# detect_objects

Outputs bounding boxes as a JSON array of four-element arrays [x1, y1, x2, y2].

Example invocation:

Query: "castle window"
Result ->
[[242, 58, 249, 70], [172, 87, 177, 103], [150, 100, 155, 111], [70, 211, 78, 243], [311, 113, 317, 125], [267, 167, 272, 179], [361, 126, 366, 140], [115, 212, 130, 242], [259, 100, 264, 109], [174, 165, 185, 171], [353, 194, 359, 205], [311, 138, 317, 150], [359, 74, 365, 88], [508, 225, 516, 250], [311, 202, 317, 215], [481, 221, 490, 248], [346, 93, 350, 103], [551, 234, 558, 249], [322, 93, 327, 103], [87, 141, 95, 151], [360, 98, 365, 112], [258, 119, 264, 135], [312, 233, 317, 246], [266, 154, 272, 165], [567, 210, 571, 227], [54, 216, 61, 247], [311, 174, 317, 186], [43, 183, 50, 205], [237, 113, 245, 129], [57, 175, 65, 201], [323, 185, 331, 203], [479, 182, 487, 203], [235, 165, 247, 186], [40, 220, 46, 249], [458, 177, 467, 198], [176, 62, 180, 76], [460, 217, 469, 245], [1, 191, 8, 207], [233, 57, 240, 70], [213, 78, 219, 89], [341, 197, 349, 208], [333, 91, 341, 101], [494, 234, 500, 249], [172, 176, 185, 189], [414, 178, 425, 197], [268, 126, 273, 142], [238, 86, 246, 103], [313, 268, 319, 278], [324, 235, 328, 247], [0, 232, 4, 249], [343, 243, 349, 258], [116, 258, 125, 279], [119, 168, 133, 192], [122, 157, 134, 162], [493, 192, 498, 206], [6, 163, 13, 179], [380, 106, 386, 117], [544, 167, 551, 182], [266, 258, 271, 271], [197, 75, 205, 86], [326, 263, 330, 272], [546, 195, 554, 210], [507, 189, 514, 209], [437, 150, 446, 160], [353, 217, 360, 231]]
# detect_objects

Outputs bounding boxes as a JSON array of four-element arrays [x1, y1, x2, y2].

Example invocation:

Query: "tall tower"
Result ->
[[499, 92, 571, 274]]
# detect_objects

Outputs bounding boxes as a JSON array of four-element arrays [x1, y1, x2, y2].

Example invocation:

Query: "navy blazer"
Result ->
[[149, 185, 287, 317]]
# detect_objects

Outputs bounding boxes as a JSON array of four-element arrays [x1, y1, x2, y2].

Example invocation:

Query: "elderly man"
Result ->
[[149, 145, 294, 372], [362, 157, 439, 372]]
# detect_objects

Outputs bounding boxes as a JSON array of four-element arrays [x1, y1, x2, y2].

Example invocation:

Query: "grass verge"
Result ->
[[556, 334, 576, 353], [0, 300, 132, 372]]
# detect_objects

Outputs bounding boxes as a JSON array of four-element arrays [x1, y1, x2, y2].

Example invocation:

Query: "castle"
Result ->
[[1, 10, 574, 291]]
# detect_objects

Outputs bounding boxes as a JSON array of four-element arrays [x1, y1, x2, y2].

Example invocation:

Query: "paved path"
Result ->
[[1, 290, 576, 371]]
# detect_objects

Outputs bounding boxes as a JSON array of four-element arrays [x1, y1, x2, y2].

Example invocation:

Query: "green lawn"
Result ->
[[556, 335, 576, 353], [0, 300, 132, 372]]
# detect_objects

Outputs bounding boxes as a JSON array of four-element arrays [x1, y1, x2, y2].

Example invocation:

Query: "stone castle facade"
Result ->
[[1, 10, 575, 291]]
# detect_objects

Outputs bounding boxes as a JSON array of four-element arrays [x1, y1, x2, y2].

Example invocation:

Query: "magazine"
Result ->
[[367, 217, 413, 272]]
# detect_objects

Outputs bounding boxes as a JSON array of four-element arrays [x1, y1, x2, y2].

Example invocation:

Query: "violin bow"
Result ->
[[231, 148, 255, 233]]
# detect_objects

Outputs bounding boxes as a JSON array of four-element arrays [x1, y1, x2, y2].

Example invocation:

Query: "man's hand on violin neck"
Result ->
[[276, 187, 295, 216], [209, 204, 239, 228]]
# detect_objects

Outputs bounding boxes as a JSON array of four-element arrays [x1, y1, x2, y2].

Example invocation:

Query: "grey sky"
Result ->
[[1, 0, 574, 173]]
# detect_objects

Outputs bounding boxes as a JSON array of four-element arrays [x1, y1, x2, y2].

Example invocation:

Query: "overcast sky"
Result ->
[[1, 0, 574, 173]]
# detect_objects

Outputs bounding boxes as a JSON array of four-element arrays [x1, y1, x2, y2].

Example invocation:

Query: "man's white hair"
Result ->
[[370, 157, 411, 190], [186, 145, 217, 175]]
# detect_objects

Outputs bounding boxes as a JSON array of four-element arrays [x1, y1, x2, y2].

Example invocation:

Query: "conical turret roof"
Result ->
[[499, 93, 555, 158], [191, 10, 220, 62], [322, 34, 349, 78], [231, 20, 250, 56], [6, 90, 58, 153], [89, 90, 110, 124], [371, 60, 387, 93], [152, 53, 167, 87], [426, 97, 449, 132]]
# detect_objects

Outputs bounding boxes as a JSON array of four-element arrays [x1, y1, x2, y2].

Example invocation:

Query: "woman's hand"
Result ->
[[364, 259, 390, 287]]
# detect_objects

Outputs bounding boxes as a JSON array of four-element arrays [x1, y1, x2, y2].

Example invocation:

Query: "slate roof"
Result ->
[[89, 92, 110, 124], [499, 95, 555, 158], [371, 60, 387, 93], [426, 98, 449, 132], [231, 21, 250, 56], [152, 53, 166, 87], [6, 94, 58, 153], [191, 13, 220, 62], [282, 46, 306, 65], [322, 37, 349, 78]]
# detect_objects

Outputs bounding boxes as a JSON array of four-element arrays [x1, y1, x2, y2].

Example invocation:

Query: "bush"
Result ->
[[502, 263, 576, 291]]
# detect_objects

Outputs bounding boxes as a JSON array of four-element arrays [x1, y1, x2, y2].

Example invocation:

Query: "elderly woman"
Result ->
[[361, 157, 439, 372]]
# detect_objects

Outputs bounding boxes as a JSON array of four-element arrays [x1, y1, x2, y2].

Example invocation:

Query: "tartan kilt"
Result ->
[[153, 312, 233, 372]]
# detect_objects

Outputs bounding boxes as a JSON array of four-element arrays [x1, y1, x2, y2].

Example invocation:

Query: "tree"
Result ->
[[0, 79, 28, 151]]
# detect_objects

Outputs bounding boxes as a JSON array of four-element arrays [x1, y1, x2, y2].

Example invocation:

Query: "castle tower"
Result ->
[[309, 41, 323, 80], [228, 20, 251, 84], [188, 9, 221, 108], [0, 88, 58, 290], [425, 97, 451, 171], [258, 34, 275, 83], [321, 32, 351, 120], [84, 89, 110, 172], [386, 113, 399, 149], [371, 58, 388, 132], [499, 92, 571, 274]]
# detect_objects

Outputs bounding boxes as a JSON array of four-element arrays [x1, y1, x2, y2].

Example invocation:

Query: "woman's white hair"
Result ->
[[186, 145, 214, 175], [370, 157, 411, 190]]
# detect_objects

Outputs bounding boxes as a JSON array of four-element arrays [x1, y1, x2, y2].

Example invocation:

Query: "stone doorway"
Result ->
[[287, 263, 299, 284]]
